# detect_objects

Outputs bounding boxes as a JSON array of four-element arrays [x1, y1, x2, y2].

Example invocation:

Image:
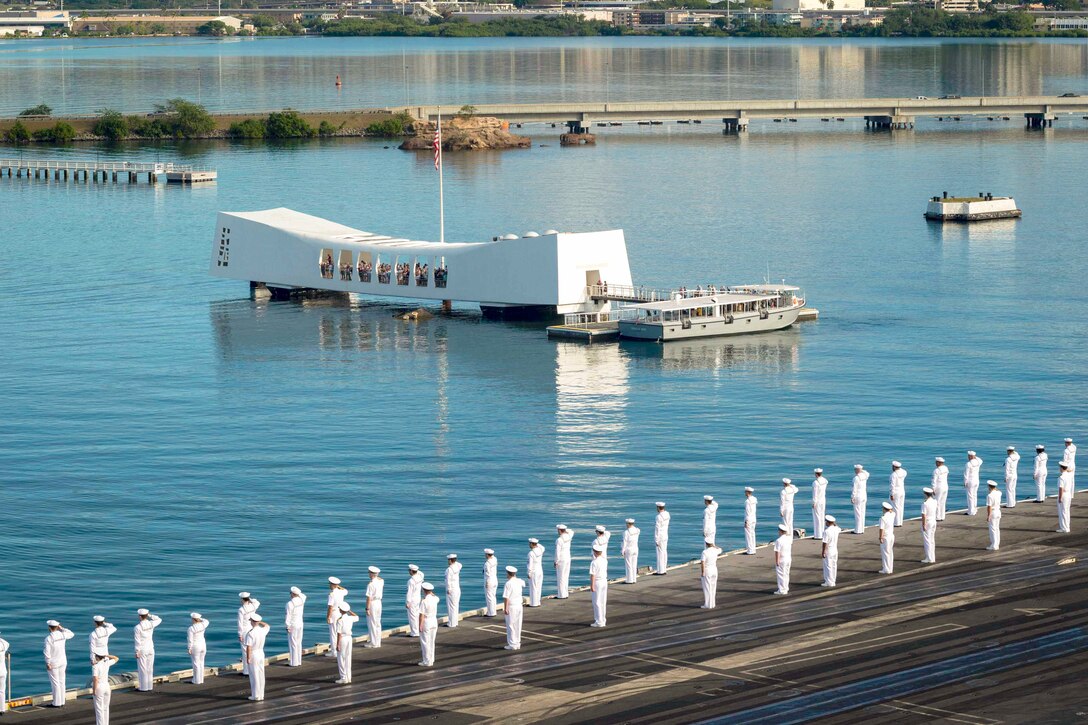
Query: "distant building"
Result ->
[[1034, 15, 1088, 29], [72, 15, 243, 34], [0, 10, 70, 36], [772, 0, 864, 11], [934, 0, 979, 11]]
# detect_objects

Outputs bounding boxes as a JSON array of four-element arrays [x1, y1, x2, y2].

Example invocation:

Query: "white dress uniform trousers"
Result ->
[[335, 613, 359, 683], [503, 577, 525, 649], [744, 496, 758, 553], [1005, 452, 1020, 507], [822, 525, 840, 586], [134, 615, 161, 691], [655, 510, 671, 573], [0, 636, 9, 714], [880, 511, 896, 573], [1035, 453, 1048, 501], [852, 471, 869, 533], [406, 572, 423, 637], [187, 619, 209, 684], [92, 657, 113, 725], [774, 534, 792, 594], [555, 531, 573, 598], [445, 562, 462, 626], [527, 546, 545, 606], [244, 624, 268, 700], [811, 477, 828, 538], [780, 485, 798, 533], [420, 595, 439, 665], [326, 588, 344, 657], [590, 557, 609, 626], [622, 527, 640, 583], [922, 498, 937, 563], [932, 465, 949, 520], [286, 594, 306, 666], [987, 489, 1003, 549], [965, 458, 982, 515], [484, 559, 498, 616], [44, 627, 74, 706], [890, 468, 906, 526], [366, 578, 384, 647], [1058, 471, 1074, 532], [701, 547, 721, 607]]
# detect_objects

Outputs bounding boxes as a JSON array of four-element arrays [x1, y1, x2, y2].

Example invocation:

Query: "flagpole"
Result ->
[[437, 109, 445, 245]]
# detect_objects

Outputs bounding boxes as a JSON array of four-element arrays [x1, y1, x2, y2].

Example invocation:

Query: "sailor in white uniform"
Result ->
[[326, 577, 346, 657], [555, 524, 573, 598], [932, 457, 949, 521], [187, 613, 209, 684], [483, 549, 499, 616], [91, 652, 118, 725], [365, 566, 384, 647], [780, 478, 798, 533], [1005, 446, 1020, 507], [1057, 461, 1074, 533], [700, 539, 722, 608], [589, 544, 609, 627], [445, 554, 462, 626], [503, 566, 525, 650], [744, 487, 758, 554], [821, 515, 840, 587], [527, 539, 545, 606], [773, 524, 792, 595], [964, 451, 983, 515], [1063, 438, 1077, 499], [0, 630, 9, 714], [284, 586, 305, 666], [418, 583, 439, 666], [703, 495, 718, 544], [133, 608, 162, 691], [593, 525, 612, 555], [89, 615, 117, 662], [333, 603, 359, 684], [621, 519, 640, 584], [1034, 445, 1048, 502], [654, 502, 670, 574], [878, 502, 895, 574], [851, 464, 869, 534], [986, 480, 1003, 550], [43, 620, 74, 706], [244, 613, 269, 701], [237, 592, 259, 674], [920, 487, 937, 563], [811, 469, 828, 539], [405, 565, 423, 637], [889, 460, 906, 527]]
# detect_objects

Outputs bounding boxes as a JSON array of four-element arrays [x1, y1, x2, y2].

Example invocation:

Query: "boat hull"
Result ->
[[617, 306, 801, 342]]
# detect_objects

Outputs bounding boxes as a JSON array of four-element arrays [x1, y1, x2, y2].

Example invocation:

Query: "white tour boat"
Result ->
[[617, 284, 805, 342]]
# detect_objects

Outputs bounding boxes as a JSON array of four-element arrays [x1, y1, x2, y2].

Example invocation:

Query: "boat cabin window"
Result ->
[[376, 255, 391, 284], [338, 250, 354, 281], [435, 257, 448, 288], [357, 252, 373, 283], [395, 256, 410, 286], [319, 248, 334, 279], [415, 257, 429, 287]]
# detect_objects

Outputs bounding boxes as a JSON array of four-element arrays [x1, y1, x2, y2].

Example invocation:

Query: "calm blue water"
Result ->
[[2, 37, 1087, 696]]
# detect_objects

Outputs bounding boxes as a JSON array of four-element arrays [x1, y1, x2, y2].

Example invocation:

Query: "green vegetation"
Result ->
[[30, 122, 76, 143], [153, 98, 216, 137], [92, 109, 129, 141], [3, 121, 31, 144], [318, 120, 339, 137], [364, 112, 413, 137], [265, 110, 315, 138], [196, 20, 233, 36], [228, 117, 268, 138], [322, 14, 619, 37], [19, 104, 53, 117]]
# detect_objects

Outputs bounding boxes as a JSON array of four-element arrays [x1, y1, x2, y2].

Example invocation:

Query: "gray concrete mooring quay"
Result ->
[[17, 493, 1088, 724]]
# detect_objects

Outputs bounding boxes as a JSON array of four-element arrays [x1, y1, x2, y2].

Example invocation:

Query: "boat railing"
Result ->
[[586, 284, 670, 302], [561, 308, 639, 328]]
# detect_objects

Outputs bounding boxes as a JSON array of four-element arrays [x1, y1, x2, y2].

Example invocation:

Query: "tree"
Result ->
[[457, 104, 477, 120], [197, 20, 232, 35], [148, 22, 168, 34], [265, 110, 315, 138], [19, 103, 52, 117], [93, 109, 129, 141], [153, 98, 216, 137], [3, 121, 31, 144]]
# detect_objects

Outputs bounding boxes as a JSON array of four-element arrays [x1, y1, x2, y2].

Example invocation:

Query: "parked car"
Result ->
[[939, 95, 962, 99], [914, 95, 929, 100], [1059, 92, 1081, 97]]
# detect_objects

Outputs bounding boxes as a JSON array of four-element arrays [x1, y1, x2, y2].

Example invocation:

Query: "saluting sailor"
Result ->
[[654, 502, 670, 574], [418, 583, 439, 667], [503, 566, 525, 650], [237, 592, 259, 674], [700, 538, 722, 608], [365, 566, 384, 647], [932, 457, 949, 521], [405, 565, 423, 637], [555, 524, 573, 598], [91, 651, 119, 725], [986, 480, 1003, 550], [333, 603, 359, 684], [325, 577, 346, 657], [43, 620, 74, 707], [703, 495, 718, 544], [811, 468, 828, 539], [1063, 438, 1077, 498], [285, 586, 306, 666], [1057, 461, 1074, 533], [744, 487, 758, 554], [964, 451, 983, 515], [187, 613, 209, 684], [593, 525, 611, 555], [773, 523, 792, 595], [889, 461, 906, 527], [1034, 445, 1048, 502], [622, 518, 640, 584], [920, 487, 937, 563], [527, 539, 545, 606], [445, 554, 462, 626], [589, 544, 609, 627], [780, 478, 798, 534], [851, 464, 869, 534], [878, 502, 895, 574], [1005, 446, 1020, 507], [89, 615, 116, 662], [133, 608, 162, 691], [821, 515, 840, 587], [244, 613, 269, 701], [0, 630, 9, 714], [483, 549, 499, 616]]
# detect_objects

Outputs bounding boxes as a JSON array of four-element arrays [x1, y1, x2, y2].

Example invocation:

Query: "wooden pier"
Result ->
[[0, 158, 216, 184]]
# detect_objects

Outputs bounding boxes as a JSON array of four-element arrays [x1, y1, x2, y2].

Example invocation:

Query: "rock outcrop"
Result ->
[[400, 116, 531, 152]]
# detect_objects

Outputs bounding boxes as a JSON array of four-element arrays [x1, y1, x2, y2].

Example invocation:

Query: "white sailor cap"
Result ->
[[239, 591, 251, 598], [782, 478, 792, 484], [592, 544, 604, 552], [935, 457, 945, 463], [408, 564, 419, 572], [655, 501, 666, 508], [967, 450, 976, 456], [923, 487, 934, 495], [528, 538, 539, 544], [93, 615, 105, 623], [1065, 438, 1073, 443], [1036, 444, 1045, 450], [744, 486, 754, 493], [47, 619, 59, 627], [250, 613, 263, 622], [421, 582, 435, 592], [987, 479, 998, 487], [825, 515, 836, 523], [854, 463, 864, 469], [557, 523, 568, 530], [814, 467, 823, 474], [1007, 445, 1016, 451], [447, 553, 458, 559], [595, 525, 606, 533], [328, 576, 341, 585], [339, 603, 351, 612], [484, 548, 494, 555], [778, 524, 789, 532], [882, 501, 893, 510], [891, 460, 901, 467], [290, 586, 302, 595], [505, 565, 518, 574], [704, 495, 714, 501], [705, 538, 715, 545], [369, 566, 381, 574], [191, 612, 202, 619], [625, 518, 635, 524], [137, 608, 149, 616], [1060, 461, 1070, 468]]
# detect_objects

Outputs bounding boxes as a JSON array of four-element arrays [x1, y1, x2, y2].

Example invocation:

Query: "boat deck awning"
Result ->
[[633, 292, 769, 312], [728, 284, 800, 293]]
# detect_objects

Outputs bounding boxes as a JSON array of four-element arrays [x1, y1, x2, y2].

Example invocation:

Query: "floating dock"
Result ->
[[0, 158, 216, 184], [925, 192, 1021, 222]]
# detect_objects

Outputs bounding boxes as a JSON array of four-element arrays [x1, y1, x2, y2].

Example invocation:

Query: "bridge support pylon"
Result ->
[[864, 114, 914, 130], [722, 116, 749, 133], [1025, 113, 1055, 129]]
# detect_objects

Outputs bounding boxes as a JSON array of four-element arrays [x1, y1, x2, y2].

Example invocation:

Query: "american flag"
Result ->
[[432, 122, 442, 171]]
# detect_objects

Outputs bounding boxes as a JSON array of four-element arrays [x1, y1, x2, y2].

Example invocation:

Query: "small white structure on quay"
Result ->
[[924, 192, 1022, 222], [210, 208, 633, 318]]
